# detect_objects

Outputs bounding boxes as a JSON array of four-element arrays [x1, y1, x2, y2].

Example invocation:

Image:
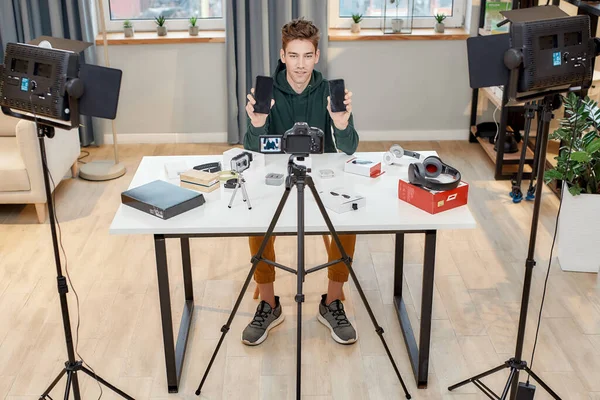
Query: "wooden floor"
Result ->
[[0, 140, 599, 400]]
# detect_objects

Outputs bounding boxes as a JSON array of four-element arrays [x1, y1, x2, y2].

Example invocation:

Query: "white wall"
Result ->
[[96, 43, 228, 144], [97, 38, 472, 144]]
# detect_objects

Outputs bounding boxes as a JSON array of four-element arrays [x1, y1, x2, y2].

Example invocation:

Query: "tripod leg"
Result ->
[[511, 102, 536, 203], [241, 180, 252, 209], [64, 372, 72, 400], [80, 366, 135, 400], [295, 178, 308, 400], [501, 368, 517, 400], [523, 367, 562, 400], [448, 363, 507, 390], [40, 369, 67, 399], [71, 372, 81, 400], [305, 177, 411, 399], [196, 186, 293, 395], [228, 183, 241, 208]]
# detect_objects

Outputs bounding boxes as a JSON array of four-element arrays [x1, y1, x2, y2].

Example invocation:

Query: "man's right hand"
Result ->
[[246, 88, 275, 128]]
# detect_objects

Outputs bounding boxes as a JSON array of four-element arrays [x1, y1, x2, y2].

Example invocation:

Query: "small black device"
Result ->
[[230, 151, 253, 173], [259, 135, 283, 153], [253, 75, 273, 114], [193, 161, 221, 173], [408, 156, 461, 191], [282, 122, 324, 155], [328, 79, 346, 112], [224, 178, 238, 189], [516, 382, 536, 400]]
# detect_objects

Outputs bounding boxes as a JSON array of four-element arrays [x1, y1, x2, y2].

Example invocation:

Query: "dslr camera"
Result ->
[[230, 152, 253, 173], [283, 122, 324, 155], [259, 122, 324, 155]]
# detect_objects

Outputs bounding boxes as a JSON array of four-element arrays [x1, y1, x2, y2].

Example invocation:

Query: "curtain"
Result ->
[[226, 0, 329, 144], [0, 0, 100, 146]]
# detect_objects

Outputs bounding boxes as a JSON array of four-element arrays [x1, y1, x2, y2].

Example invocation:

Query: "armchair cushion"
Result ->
[[0, 137, 30, 191]]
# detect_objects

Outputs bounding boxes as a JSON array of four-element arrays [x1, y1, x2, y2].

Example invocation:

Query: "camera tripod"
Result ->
[[196, 155, 411, 399], [227, 171, 252, 210], [448, 94, 561, 400], [31, 123, 134, 400]]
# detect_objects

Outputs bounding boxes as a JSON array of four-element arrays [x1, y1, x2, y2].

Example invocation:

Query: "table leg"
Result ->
[[153, 235, 195, 393], [393, 230, 437, 389]]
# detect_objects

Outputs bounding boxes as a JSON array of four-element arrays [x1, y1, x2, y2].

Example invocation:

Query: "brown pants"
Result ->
[[249, 234, 357, 284]]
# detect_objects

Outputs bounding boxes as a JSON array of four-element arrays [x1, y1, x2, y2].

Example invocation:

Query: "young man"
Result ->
[[242, 18, 360, 346]]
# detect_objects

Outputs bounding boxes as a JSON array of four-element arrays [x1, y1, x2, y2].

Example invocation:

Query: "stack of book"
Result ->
[[179, 169, 220, 193]]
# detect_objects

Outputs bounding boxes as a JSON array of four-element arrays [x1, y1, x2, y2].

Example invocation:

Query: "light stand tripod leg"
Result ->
[[501, 368, 517, 400], [40, 369, 67, 399], [64, 372, 73, 400], [448, 363, 507, 391], [522, 367, 562, 400], [196, 185, 294, 396], [305, 176, 411, 399], [80, 366, 135, 399]]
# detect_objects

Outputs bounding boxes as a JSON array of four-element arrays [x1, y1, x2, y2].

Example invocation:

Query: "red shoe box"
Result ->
[[398, 179, 469, 214]]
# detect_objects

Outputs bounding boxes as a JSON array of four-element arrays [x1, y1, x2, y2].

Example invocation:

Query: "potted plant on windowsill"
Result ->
[[434, 14, 447, 33], [123, 20, 134, 38], [351, 13, 363, 34], [189, 16, 199, 36], [544, 92, 600, 273], [155, 15, 167, 36], [389, 0, 404, 32]]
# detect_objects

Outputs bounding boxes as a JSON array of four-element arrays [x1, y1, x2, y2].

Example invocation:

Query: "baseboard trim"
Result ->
[[104, 129, 468, 144]]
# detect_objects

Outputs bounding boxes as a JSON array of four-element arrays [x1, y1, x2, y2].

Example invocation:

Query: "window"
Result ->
[[102, 0, 224, 31], [330, 0, 465, 29]]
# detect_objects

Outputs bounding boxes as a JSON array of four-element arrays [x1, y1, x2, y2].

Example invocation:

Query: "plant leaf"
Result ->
[[570, 151, 591, 162], [586, 138, 600, 154], [568, 184, 583, 195], [544, 168, 563, 182]]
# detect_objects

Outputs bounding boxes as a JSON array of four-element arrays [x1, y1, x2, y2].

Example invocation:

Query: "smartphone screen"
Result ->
[[254, 75, 273, 114], [328, 79, 346, 113]]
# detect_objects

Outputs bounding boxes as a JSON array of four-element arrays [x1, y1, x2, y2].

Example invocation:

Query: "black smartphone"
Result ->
[[328, 79, 346, 113], [253, 75, 274, 114]]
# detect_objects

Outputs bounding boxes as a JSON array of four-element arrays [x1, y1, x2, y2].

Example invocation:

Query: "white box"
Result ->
[[223, 148, 265, 172], [321, 187, 366, 214], [343, 157, 383, 178]]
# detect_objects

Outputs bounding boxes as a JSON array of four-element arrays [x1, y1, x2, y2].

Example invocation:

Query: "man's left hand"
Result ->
[[327, 89, 352, 131]]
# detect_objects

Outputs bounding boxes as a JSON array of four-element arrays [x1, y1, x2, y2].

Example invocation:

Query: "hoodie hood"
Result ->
[[273, 59, 323, 95]]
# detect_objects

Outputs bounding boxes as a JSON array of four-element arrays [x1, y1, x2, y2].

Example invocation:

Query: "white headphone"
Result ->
[[383, 144, 422, 165]]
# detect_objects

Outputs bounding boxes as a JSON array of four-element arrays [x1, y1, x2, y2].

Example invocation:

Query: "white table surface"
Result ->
[[109, 152, 477, 235]]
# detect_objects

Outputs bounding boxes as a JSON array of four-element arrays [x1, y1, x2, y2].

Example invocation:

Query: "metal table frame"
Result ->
[[153, 229, 436, 392]]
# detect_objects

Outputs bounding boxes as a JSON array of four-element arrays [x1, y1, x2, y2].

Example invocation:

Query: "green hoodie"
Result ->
[[243, 60, 359, 155]]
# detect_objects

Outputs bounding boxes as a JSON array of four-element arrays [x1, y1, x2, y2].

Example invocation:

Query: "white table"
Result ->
[[110, 152, 476, 393]]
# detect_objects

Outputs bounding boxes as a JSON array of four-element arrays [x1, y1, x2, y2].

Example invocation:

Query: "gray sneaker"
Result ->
[[317, 294, 358, 345], [241, 296, 285, 346]]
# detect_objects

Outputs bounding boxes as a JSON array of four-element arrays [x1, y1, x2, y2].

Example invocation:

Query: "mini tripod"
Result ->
[[227, 172, 252, 210]]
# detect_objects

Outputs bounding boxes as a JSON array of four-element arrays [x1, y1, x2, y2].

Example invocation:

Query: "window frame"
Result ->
[[101, 0, 225, 32], [329, 0, 466, 29]]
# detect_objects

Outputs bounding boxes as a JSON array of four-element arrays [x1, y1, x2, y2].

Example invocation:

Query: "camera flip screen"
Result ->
[[260, 136, 282, 153]]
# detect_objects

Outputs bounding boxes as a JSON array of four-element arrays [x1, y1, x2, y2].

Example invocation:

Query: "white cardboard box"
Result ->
[[321, 187, 366, 214], [343, 157, 383, 178]]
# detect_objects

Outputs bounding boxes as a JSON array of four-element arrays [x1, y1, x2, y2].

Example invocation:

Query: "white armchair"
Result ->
[[0, 113, 81, 223]]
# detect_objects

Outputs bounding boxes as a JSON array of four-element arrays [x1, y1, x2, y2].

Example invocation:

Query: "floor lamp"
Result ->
[[79, 0, 126, 181]]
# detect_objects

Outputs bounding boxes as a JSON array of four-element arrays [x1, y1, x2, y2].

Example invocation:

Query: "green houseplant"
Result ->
[[155, 15, 167, 36], [123, 20, 134, 38], [544, 92, 600, 273], [351, 13, 363, 33], [189, 16, 199, 36], [434, 14, 447, 33]]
